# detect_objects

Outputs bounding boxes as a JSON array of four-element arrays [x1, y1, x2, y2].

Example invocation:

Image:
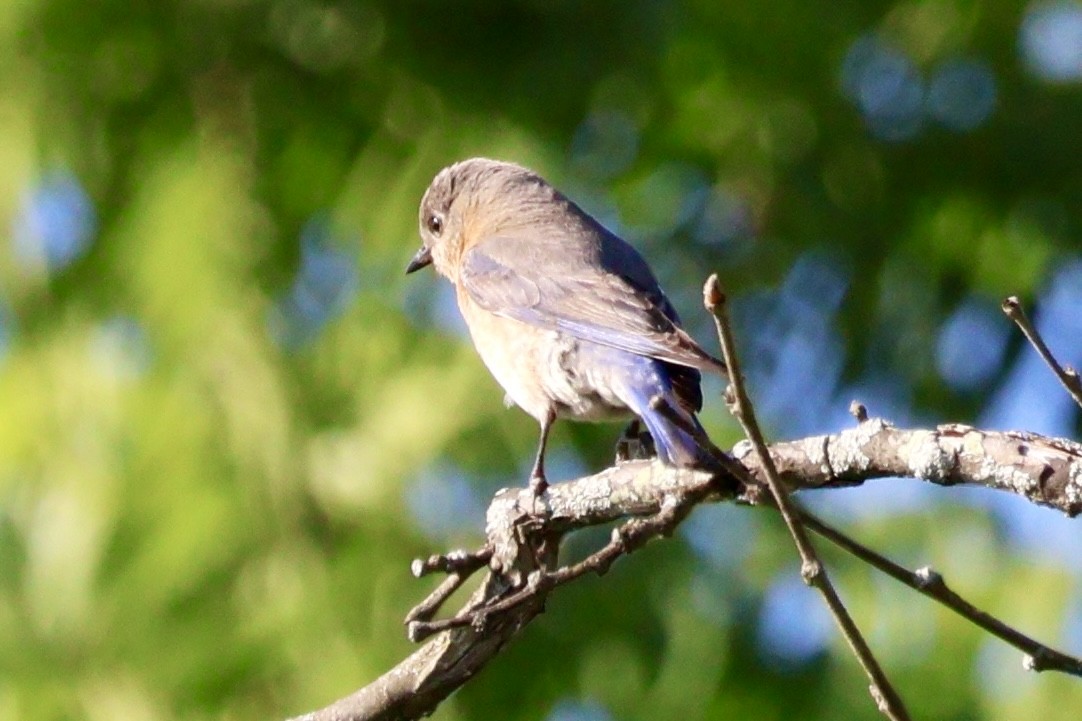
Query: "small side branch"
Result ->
[[405, 546, 492, 626], [800, 511, 1082, 677], [705, 275, 910, 721], [408, 490, 700, 641], [1002, 295, 1082, 410]]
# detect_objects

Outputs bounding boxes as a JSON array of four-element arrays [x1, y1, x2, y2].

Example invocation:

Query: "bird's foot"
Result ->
[[614, 421, 656, 463], [526, 473, 549, 516]]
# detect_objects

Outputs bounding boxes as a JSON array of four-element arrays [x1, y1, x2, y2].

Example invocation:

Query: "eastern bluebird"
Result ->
[[406, 158, 726, 494]]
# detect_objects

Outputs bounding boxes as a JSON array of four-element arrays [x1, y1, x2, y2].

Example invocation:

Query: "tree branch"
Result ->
[[799, 510, 1082, 677], [705, 275, 910, 721], [1002, 295, 1082, 410], [286, 421, 1082, 721], [735, 419, 1082, 517], [287, 460, 725, 721]]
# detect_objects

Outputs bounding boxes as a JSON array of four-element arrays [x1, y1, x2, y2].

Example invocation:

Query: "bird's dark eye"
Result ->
[[426, 213, 444, 236]]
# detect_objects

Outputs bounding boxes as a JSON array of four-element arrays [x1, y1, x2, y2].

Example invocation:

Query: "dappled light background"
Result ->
[[1, 1, 1081, 719]]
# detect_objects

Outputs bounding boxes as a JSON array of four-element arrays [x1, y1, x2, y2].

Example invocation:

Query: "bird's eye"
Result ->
[[426, 213, 444, 236]]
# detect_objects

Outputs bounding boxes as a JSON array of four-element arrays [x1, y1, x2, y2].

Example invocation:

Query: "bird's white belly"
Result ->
[[460, 300, 630, 424]]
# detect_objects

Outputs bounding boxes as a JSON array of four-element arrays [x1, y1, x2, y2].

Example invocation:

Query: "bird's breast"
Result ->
[[456, 292, 631, 423]]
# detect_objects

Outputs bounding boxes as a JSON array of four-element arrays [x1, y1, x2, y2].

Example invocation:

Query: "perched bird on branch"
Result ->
[[406, 158, 726, 494]]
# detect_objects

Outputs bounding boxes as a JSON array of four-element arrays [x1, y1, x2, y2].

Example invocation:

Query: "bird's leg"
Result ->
[[528, 408, 556, 497], [614, 420, 641, 462]]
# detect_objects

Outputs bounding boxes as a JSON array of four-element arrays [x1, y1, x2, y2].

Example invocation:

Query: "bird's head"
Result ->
[[407, 157, 555, 282]]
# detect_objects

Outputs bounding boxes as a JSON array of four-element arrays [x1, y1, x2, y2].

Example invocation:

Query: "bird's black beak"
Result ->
[[405, 246, 433, 274]]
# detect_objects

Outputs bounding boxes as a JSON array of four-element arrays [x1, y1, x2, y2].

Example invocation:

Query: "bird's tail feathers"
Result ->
[[627, 388, 715, 468]]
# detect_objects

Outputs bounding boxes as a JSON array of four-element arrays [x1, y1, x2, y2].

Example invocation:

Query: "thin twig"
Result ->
[[411, 546, 493, 578], [1002, 295, 1082, 409], [406, 571, 477, 626], [409, 491, 699, 641], [704, 274, 911, 721], [800, 510, 1082, 677], [405, 546, 493, 624]]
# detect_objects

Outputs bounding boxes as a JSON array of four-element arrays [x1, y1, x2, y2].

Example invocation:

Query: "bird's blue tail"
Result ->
[[634, 393, 713, 467], [613, 359, 715, 468]]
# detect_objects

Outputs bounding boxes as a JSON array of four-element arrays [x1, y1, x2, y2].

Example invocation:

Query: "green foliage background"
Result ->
[[1, 1, 1080, 719]]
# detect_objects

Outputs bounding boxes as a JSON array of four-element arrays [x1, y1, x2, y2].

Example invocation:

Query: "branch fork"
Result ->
[[288, 284, 1082, 721]]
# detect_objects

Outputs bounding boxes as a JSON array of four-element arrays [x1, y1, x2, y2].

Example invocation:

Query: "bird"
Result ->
[[405, 158, 726, 495]]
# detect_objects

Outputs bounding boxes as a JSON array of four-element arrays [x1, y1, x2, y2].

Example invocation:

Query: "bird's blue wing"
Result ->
[[459, 232, 724, 375]]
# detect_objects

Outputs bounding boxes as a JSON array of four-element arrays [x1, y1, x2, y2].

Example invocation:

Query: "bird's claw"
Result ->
[[614, 421, 656, 463], [526, 473, 550, 517]]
